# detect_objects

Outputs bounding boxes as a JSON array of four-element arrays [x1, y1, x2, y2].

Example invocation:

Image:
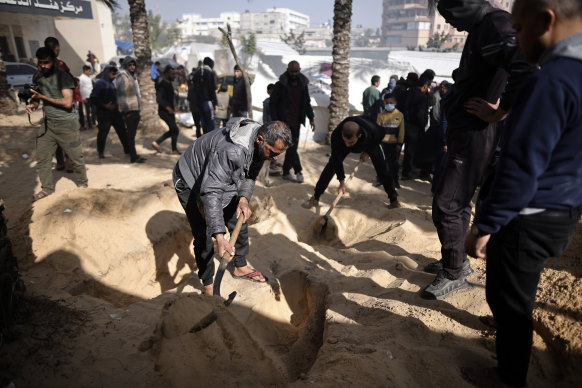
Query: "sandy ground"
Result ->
[[0, 109, 581, 387]]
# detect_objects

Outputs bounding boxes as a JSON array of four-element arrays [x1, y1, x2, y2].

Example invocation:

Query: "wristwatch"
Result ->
[[470, 224, 487, 237]]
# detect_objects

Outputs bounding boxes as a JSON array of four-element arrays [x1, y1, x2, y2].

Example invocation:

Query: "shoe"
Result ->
[[373, 180, 382, 188], [56, 163, 65, 171], [172, 150, 181, 155], [401, 175, 413, 181], [131, 157, 146, 164], [394, 181, 401, 189], [296, 173, 304, 183], [388, 200, 401, 209], [282, 173, 296, 182], [301, 197, 319, 209], [98, 153, 105, 159], [421, 270, 470, 300], [424, 259, 474, 277]]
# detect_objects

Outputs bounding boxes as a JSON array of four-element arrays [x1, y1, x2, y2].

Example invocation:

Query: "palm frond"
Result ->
[[98, 0, 119, 10]]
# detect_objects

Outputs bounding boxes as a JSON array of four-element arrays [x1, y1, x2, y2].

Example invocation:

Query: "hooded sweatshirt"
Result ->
[[437, 0, 536, 132], [114, 56, 141, 112], [192, 64, 218, 107], [90, 65, 118, 111], [474, 32, 582, 234], [177, 118, 264, 236]]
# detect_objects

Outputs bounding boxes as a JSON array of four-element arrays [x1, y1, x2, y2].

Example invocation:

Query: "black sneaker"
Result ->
[[421, 270, 470, 300], [423, 259, 474, 277]]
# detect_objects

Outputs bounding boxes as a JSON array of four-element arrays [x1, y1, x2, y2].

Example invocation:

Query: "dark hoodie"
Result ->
[[437, 0, 536, 132], [90, 65, 118, 112], [269, 72, 314, 128], [475, 32, 582, 234]]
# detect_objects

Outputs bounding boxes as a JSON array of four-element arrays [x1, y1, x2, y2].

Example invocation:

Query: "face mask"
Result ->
[[389, 80, 396, 88], [385, 104, 395, 111]]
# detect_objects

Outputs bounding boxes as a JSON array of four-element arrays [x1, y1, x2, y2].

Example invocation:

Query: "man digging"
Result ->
[[172, 118, 292, 295]]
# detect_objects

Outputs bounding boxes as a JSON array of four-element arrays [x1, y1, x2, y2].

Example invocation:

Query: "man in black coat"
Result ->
[[191, 57, 218, 133], [302, 116, 399, 209], [230, 64, 247, 118], [269, 60, 315, 183]]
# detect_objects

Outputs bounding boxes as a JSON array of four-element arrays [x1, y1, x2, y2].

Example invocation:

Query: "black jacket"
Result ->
[[437, 0, 536, 131], [329, 116, 384, 181], [400, 87, 429, 131], [191, 65, 217, 106], [269, 72, 314, 126], [231, 76, 247, 114], [156, 78, 175, 114]]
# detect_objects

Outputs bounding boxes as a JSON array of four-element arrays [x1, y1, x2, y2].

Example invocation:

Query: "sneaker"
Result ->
[[296, 173, 304, 183], [373, 180, 382, 188], [301, 197, 319, 209], [394, 181, 401, 189], [421, 270, 470, 300], [282, 173, 296, 182], [424, 259, 474, 277]]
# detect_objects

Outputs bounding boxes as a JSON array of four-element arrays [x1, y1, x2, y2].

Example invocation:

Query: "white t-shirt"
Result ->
[[79, 73, 93, 100]]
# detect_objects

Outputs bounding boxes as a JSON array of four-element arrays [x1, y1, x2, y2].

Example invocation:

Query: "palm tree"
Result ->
[[127, 0, 159, 133], [328, 0, 352, 144]]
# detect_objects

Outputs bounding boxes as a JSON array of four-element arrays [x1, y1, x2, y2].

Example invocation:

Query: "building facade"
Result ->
[[240, 8, 309, 40], [177, 12, 240, 39], [382, 0, 515, 50], [0, 0, 115, 72]]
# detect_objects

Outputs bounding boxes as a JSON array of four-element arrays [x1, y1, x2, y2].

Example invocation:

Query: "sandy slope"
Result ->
[[0, 111, 580, 387]]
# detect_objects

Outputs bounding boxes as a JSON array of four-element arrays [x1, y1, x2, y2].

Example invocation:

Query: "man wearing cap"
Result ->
[[115, 56, 145, 163]]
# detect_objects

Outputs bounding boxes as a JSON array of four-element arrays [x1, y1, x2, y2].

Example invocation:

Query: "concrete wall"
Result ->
[[55, 0, 116, 76]]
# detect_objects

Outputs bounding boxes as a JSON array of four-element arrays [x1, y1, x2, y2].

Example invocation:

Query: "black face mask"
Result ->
[[437, 0, 489, 32]]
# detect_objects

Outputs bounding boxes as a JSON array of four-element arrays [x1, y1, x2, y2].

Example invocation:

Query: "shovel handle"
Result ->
[[221, 215, 245, 260], [324, 159, 363, 218]]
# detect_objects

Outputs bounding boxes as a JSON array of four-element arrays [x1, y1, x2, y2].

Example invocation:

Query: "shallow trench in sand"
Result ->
[[25, 186, 351, 382]]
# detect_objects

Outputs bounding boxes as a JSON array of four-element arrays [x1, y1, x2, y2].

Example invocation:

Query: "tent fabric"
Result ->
[[115, 40, 134, 50]]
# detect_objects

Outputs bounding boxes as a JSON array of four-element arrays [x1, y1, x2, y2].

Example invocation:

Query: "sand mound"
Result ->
[[1, 112, 581, 387]]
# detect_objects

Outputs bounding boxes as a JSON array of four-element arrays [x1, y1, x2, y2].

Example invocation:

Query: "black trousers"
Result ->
[[97, 110, 129, 156], [189, 99, 202, 137], [123, 110, 141, 161], [486, 207, 581, 386], [432, 123, 499, 278], [156, 110, 180, 151], [402, 123, 421, 177], [283, 124, 302, 175], [381, 142, 400, 186], [314, 145, 397, 203], [173, 165, 249, 286]]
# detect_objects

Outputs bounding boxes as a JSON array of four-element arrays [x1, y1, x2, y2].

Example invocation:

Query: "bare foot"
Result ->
[[233, 265, 266, 282], [461, 367, 516, 388], [151, 141, 162, 153], [203, 284, 213, 295]]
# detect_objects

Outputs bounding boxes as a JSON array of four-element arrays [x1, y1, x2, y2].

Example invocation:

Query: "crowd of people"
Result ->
[[20, 0, 582, 386]]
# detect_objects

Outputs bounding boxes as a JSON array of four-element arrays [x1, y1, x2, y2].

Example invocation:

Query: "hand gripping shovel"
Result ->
[[213, 215, 244, 305], [319, 159, 362, 234]]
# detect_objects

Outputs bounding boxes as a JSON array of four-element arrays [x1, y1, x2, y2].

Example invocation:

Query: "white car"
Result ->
[[5, 62, 37, 91]]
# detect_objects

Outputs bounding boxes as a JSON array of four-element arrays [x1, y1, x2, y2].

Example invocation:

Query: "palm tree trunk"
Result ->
[[328, 0, 352, 144], [128, 0, 160, 134], [0, 53, 18, 115]]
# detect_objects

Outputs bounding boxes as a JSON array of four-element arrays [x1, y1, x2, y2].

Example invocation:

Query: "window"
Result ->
[[437, 24, 441, 30], [14, 36, 26, 58]]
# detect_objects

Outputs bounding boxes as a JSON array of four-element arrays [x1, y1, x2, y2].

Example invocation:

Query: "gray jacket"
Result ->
[[177, 118, 264, 236]]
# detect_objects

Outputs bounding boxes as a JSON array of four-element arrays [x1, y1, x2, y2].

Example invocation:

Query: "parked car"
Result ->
[[5, 62, 37, 91]]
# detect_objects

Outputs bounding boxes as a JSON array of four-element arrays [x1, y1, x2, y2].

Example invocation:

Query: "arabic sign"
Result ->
[[0, 0, 93, 19]]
